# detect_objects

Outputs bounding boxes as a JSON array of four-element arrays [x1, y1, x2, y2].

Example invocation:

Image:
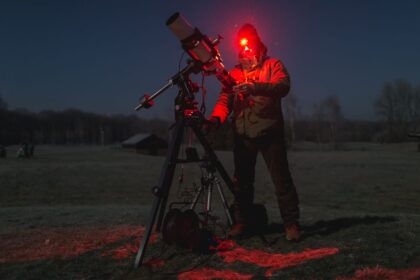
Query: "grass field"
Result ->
[[0, 143, 419, 279]]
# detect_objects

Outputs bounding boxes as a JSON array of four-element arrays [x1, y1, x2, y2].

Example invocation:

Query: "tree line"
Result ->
[[0, 102, 169, 146], [210, 79, 420, 150], [1, 79, 419, 148]]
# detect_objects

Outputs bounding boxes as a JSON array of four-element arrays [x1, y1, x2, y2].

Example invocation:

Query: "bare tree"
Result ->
[[322, 95, 343, 149], [312, 102, 325, 148], [394, 80, 412, 134], [374, 79, 416, 141], [374, 82, 396, 139], [283, 91, 299, 145], [0, 94, 8, 145], [0, 94, 7, 111], [410, 85, 420, 132], [312, 94, 343, 149]]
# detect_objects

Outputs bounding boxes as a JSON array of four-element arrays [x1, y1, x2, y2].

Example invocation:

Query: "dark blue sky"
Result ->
[[1, 0, 420, 120]]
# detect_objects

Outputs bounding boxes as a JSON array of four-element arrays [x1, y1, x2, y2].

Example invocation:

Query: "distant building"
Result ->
[[0, 145, 6, 158], [121, 133, 167, 155], [408, 132, 420, 152]]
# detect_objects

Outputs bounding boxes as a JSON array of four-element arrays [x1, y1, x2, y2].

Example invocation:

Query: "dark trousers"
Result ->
[[232, 128, 300, 226]]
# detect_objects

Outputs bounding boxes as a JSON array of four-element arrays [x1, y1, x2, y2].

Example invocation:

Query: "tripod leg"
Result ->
[[134, 195, 162, 268], [155, 121, 187, 231], [207, 181, 212, 213], [190, 184, 204, 210], [215, 178, 234, 226], [191, 125, 235, 196], [155, 194, 169, 231], [134, 120, 185, 268]]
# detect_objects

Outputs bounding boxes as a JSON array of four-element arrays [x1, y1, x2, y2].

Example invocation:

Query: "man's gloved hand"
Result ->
[[202, 116, 221, 135], [232, 82, 255, 97]]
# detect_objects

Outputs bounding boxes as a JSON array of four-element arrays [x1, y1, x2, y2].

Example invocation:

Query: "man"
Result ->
[[208, 24, 300, 241]]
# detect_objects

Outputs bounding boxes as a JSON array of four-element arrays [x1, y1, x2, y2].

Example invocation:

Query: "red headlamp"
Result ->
[[238, 36, 258, 52], [238, 37, 255, 58]]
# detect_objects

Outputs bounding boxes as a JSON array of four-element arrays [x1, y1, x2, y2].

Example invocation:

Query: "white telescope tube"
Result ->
[[166, 12, 212, 64]]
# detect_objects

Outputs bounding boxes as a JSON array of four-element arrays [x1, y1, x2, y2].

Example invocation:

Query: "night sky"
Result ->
[[1, 0, 420, 120]]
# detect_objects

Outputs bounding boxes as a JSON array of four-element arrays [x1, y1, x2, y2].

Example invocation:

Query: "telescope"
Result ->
[[133, 13, 236, 268], [166, 12, 235, 89], [135, 12, 235, 111]]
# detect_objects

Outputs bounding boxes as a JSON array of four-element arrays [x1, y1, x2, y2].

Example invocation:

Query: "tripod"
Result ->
[[134, 61, 234, 268], [190, 159, 234, 228]]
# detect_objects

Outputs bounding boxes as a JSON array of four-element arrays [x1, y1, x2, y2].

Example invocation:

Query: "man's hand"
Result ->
[[232, 82, 255, 97], [202, 116, 221, 135]]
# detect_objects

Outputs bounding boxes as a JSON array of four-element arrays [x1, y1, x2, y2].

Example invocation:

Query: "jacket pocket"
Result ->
[[251, 96, 279, 119]]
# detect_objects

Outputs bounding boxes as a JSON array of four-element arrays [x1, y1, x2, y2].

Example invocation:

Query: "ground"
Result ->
[[0, 143, 419, 279]]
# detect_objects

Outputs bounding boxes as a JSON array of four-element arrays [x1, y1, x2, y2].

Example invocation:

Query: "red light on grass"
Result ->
[[178, 268, 253, 280], [0, 225, 157, 263], [217, 246, 339, 277], [336, 266, 420, 280]]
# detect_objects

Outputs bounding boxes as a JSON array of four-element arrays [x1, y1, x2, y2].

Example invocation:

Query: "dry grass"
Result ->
[[0, 143, 419, 279]]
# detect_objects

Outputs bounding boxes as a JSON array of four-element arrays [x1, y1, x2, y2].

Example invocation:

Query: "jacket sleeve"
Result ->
[[253, 59, 290, 97], [210, 90, 233, 124]]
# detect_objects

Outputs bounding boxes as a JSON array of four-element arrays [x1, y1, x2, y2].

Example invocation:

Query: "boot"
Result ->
[[285, 223, 301, 242], [228, 223, 247, 238]]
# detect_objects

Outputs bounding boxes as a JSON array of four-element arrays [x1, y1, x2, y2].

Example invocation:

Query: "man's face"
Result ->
[[238, 37, 259, 70], [238, 37, 258, 59]]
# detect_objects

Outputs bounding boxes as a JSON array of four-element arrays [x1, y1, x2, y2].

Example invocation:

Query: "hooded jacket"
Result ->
[[211, 56, 290, 138]]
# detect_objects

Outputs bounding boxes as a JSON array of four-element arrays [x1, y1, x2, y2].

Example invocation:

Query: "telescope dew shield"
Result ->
[[166, 13, 212, 64], [166, 12, 194, 40]]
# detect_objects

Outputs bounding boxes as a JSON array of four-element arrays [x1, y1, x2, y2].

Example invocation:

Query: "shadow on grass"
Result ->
[[302, 215, 397, 239], [260, 215, 397, 242]]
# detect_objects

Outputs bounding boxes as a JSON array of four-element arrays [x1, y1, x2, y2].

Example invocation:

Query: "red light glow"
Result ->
[[181, 239, 339, 278], [337, 266, 420, 280], [0, 225, 157, 263], [217, 246, 339, 277], [210, 238, 236, 251], [240, 38, 248, 47], [178, 268, 253, 280], [143, 258, 166, 269]]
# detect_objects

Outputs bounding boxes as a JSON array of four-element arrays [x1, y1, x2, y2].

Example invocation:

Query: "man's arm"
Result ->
[[253, 59, 290, 97], [210, 89, 233, 124]]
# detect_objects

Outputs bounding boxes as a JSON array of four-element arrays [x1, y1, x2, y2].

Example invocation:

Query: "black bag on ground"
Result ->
[[162, 208, 215, 253]]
